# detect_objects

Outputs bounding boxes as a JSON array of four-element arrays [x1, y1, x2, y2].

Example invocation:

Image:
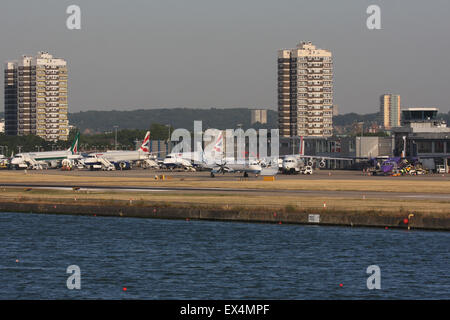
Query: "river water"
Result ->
[[0, 212, 448, 299]]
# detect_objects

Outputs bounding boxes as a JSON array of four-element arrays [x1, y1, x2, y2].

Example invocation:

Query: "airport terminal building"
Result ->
[[280, 135, 394, 169], [391, 108, 450, 172]]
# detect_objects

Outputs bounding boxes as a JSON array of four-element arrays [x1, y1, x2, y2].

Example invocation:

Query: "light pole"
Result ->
[[114, 125, 119, 150], [402, 136, 407, 158], [357, 122, 364, 159], [166, 124, 171, 153]]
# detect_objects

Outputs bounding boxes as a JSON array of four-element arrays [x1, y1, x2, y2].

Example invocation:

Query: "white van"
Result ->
[[436, 165, 446, 174]]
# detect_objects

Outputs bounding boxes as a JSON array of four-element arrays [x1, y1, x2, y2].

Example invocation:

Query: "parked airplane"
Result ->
[[10, 133, 81, 169], [281, 136, 355, 173], [162, 153, 196, 170], [209, 159, 264, 177], [163, 131, 224, 170], [282, 155, 305, 174], [83, 131, 153, 170], [163, 132, 275, 177]]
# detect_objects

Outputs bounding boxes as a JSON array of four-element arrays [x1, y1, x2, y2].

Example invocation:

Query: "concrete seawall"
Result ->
[[1, 200, 449, 231]]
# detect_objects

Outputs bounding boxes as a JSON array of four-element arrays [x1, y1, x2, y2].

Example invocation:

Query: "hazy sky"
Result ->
[[1, 0, 449, 114]]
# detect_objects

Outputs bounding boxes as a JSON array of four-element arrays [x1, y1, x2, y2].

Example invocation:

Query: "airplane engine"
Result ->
[[319, 160, 326, 168], [49, 160, 59, 168], [61, 159, 72, 167], [117, 161, 131, 170]]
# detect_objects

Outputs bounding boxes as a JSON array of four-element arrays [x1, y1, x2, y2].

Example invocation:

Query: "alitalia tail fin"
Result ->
[[68, 132, 80, 154]]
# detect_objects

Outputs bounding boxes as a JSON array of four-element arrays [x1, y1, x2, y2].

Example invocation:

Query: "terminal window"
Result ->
[[417, 141, 432, 153], [434, 141, 444, 153]]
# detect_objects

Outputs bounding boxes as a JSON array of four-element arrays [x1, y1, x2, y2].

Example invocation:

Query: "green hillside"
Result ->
[[68, 108, 278, 132], [2, 108, 449, 134]]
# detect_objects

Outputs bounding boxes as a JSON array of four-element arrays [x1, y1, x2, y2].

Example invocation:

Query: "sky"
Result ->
[[1, 0, 449, 114]]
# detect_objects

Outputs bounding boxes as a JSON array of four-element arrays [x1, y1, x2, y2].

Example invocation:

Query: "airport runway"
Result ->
[[2, 182, 450, 201], [8, 168, 450, 181]]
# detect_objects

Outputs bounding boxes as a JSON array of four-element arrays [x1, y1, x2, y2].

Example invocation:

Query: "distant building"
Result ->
[[278, 41, 333, 138], [380, 94, 401, 129], [4, 52, 69, 141], [367, 123, 380, 134], [332, 104, 339, 116], [250, 109, 267, 125], [149, 140, 170, 158], [401, 107, 439, 125]]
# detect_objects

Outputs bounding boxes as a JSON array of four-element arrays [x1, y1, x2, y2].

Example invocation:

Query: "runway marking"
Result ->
[[2, 184, 450, 200], [399, 195, 450, 199], [21, 186, 168, 193]]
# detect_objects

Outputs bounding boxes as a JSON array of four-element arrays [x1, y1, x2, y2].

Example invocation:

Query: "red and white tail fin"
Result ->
[[213, 131, 223, 154], [299, 136, 304, 156], [139, 131, 150, 152]]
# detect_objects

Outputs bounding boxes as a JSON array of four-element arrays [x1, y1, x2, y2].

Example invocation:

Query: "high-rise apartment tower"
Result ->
[[380, 94, 401, 129], [278, 41, 333, 138], [4, 52, 69, 141]]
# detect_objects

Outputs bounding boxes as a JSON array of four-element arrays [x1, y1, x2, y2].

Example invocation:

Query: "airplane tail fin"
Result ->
[[68, 132, 80, 154], [299, 136, 304, 156], [213, 131, 223, 155], [201, 131, 223, 165], [139, 131, 150, 152]]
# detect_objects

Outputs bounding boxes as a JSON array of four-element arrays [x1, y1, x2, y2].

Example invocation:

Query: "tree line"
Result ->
[[0, 123, 174, 155]]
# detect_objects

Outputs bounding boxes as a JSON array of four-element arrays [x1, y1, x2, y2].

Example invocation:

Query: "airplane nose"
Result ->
[[249, 165, 262, 172]]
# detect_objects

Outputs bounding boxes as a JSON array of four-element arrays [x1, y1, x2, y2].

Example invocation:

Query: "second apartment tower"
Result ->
[[278, 41, 333, 138]]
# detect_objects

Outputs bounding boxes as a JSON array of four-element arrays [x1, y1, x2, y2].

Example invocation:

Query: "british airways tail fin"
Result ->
[[139, 131, 150, 152]]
